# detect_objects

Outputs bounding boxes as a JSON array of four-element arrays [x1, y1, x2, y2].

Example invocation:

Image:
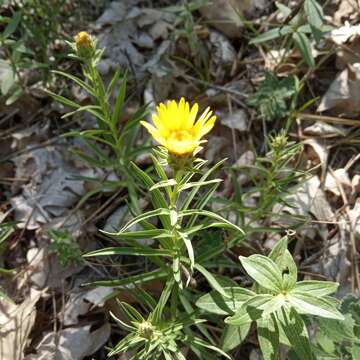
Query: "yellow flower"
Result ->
[[74, 31, 95, 58], [75, 31, 92, 49], [141, 98, 216, 156]]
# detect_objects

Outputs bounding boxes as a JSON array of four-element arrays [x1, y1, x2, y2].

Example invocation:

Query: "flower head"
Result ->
[[141, 98, 216, 156], [138, 321, 155, 340], [74, 31, 95, 58]]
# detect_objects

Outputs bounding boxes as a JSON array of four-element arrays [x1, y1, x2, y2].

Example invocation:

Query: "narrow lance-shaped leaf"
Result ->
[[61, 105, 103, 119], [293, 31, 315, 68], [187, 183, 221, 228], [179, 209, 244, 234], [111, 70, 127, 125], [104, 208, 170, 234], [45, 90, 81, 109], [184, 336, 232, 360], [150, 179, 177, 191], [194, 263, 228, 298], [130, 162, 171, 229], [83, 246, 174, 258], [107, 68, 121, 97], [2, 12, 21, 39], [250, 26, 293, 44], [179, 293, 214, 344], [181, 158, 226, 211], [177, 179, 222, 192], [173, 254, 182, 288], [151, 278, 174, 324], [84, 268, 168, 287], [179, 232, 194, 274], [52, 70, 96, 96]]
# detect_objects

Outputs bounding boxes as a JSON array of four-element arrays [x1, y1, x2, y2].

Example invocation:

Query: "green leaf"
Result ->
[[110, 310, 136, 331], [287, 293, 344, 320], [196, 287, 255, 315], [261, 294, 287, 317], [149, 179, 177, 191], [268, 235, 288, 262], [352, 344, 360, 359], [107, 68, 121, 96], [177, 179, 222, 192], [179, 232, 194, 272], [277, 307, 315, 360], [108, 333, 142, 356], [103, 228, 172, 240], [267, 237, 297, 290], [151, 278, 173, 324], [257, 316, 280, 360], [111, 70, 127, 125], [250, 26, 292, 44], [293, 31, 315, 68], [3, 12, 21, 39], [239, 255, 283, 292], [0, 222, 16, 244], [292, 281, 339, 297], [304, 0, 323, 29], [108, 208, 170, 234], [194, 263, 228, 298], [82, 138, 112, 163], [71, 149, 111, 168], [130, 162, 171, 229], [315, 330, 336, 355], [45, 90, 81, 109], [1, 66, 15, 95], [277, 250, 298, 291], [225, 294, 274, 325], [181, 158, 226, 211], [275, 2, 291, 17], [61, 105, 103, 119], [83, 246, 173, 258], [187, 336, 232, 360], [123, 102, 148, 134], [52, 70, 95, 97], [247, 72, 297, 121], [173, 253, 182, 287], [179, 209, 244, 233], [220, 323, 251, 352], [310, 24, 325, 43], [84, 268, 168, 287], [317, 315, 355, 343], [119, 301, 144, 322], [179, 292, 214, 344], [187, 184, 220, 230]]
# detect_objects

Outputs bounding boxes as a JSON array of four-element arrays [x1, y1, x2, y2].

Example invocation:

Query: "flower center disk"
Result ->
[[170, 130, 193, 142]]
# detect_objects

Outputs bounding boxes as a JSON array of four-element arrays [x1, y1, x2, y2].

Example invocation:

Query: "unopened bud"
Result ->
[[138, 321, 154, 340]]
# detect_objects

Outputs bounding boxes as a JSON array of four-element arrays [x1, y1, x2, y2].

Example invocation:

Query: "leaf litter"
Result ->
[[1, 0, 360, 358]]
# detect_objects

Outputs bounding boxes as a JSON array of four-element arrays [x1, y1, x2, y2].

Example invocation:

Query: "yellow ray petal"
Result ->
[[140, 121, 167, 147], [185, 103, 198, 129], [196, 116, 217, 139]]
